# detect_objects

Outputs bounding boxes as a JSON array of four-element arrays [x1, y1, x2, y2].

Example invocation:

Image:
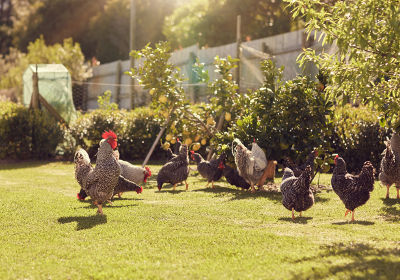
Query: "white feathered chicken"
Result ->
[[232, 138, 268, 193]]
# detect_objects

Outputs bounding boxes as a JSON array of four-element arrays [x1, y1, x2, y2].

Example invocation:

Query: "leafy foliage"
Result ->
[[163, 0, 295, 49], [215, 60, 334, 165], [286, 0, 400, 130], [0, 36, 91, 100], [0, 101, 63, 159], [330, 105, 391, 173]]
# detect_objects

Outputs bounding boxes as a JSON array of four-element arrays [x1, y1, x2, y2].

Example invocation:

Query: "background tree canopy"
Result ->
[[286, 0, 400, 130], [2, 0, 299, 63]]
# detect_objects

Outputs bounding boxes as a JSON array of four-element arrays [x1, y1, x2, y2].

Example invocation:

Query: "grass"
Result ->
[[1, 161, 400, 279]]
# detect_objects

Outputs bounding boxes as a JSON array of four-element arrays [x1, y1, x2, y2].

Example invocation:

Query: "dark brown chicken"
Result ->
[[283, 149, 318, 177], [157, 144, 190, 191], [223, 164, 251, 190], [379, 133, 400, 199], [280, 165, 314, 220], [331, 155, 375, 221], [190, 152, 225, 188]]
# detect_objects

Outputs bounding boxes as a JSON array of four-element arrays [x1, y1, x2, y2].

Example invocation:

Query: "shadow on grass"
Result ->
[[290, 242, 400, 279], [381, 197, 400, 206], [379, 205, 400, 222], [332, 220, 375, 225], [58, 215, 107, 231], [278, 216, 313, 224], [0, 161, 50, 170], [192, 185, 283, 203]]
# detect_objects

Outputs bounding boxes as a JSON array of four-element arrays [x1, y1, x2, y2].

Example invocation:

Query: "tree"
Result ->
[[0, 36, 91, 101], [163, 0, 295, 49], [286, 0, 400, 129]]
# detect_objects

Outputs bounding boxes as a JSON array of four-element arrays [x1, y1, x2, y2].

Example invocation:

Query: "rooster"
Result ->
[[76, 150, 147, 200], [379, 133, 400, 199], [190, 151, 225, 188], [280, 166, 314, 220], [74, 131, 141, 214], [331, 155, 375, 221], [232, 138, 268, 193], [157, 144, 190, 191]]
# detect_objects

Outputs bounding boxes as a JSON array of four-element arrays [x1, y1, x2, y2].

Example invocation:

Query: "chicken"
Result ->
[[76, 150, 147, 200], [165, 138, 182, 161], [190, 151, 225, 188], [331, 155, 375, 221], [157, 143, 190, 191], [222, 164, 250, 190], [280, 166, 314, 220], [74, 131, 141, 214], [283, 149, 318, 177], [232, 138, 268, 193], [379, 133, 400, 199]]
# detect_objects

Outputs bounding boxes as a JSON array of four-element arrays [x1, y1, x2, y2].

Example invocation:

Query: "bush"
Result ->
[[0, 101, 63, 159], [331, 105, 391, 173], [69, 106, 164, 160], [214, 60, 334, 165]]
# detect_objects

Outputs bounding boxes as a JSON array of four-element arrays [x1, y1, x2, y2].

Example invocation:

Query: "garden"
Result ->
[[1, 0, 400, 279]]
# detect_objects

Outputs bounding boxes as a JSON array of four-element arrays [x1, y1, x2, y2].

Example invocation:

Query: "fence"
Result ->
[[76, 29, 327, 110]]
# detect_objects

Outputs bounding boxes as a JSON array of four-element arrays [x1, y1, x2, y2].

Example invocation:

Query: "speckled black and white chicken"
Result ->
[[76, 149, 145, 200], [280, 165, 314, 220], [379, 133, 400, 199], [190, 151, 225, 188], [331, 155, 375, 221], [74, 131, 141, 214], [232, 138, 268, 193], [157, 144, 190, 191]]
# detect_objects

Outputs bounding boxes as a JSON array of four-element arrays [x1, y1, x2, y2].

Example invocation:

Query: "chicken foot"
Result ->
[[185, 181, 189, 191], [386, 185, 390, 199], [345, 209, 355, 221], [250, 184, 256, 194]]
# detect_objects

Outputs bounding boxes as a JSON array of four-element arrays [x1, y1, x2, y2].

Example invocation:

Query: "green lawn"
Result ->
[[1, 161, 400, 279]]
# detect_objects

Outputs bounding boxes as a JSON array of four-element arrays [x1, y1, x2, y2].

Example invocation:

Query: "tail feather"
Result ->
[[113, 176, 143, 195]]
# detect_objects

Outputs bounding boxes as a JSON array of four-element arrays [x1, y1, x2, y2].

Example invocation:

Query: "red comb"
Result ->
[[335, 155, 339, 159], [102, 130, 117, 140], [253, 138, 256, 143], [190, 150, 195, 154], [136, 186, 143, 194], [102, 130, 117, 149], [145, 166, 151, 177]]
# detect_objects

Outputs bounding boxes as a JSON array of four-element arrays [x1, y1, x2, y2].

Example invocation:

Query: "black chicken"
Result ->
[[190, 151, 225, 188], [222, 165, 251, 190], [165, 138, 182, 162], [331, 155, 375, 221], [280, 165, 314, 220], [157, 144, 190, 191]]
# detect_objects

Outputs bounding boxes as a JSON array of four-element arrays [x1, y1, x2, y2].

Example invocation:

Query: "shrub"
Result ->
[[0, 101, 63, 159], [69, 106, 164, 161], [214, 60, 334, 165], [331, 105, 391, 173]]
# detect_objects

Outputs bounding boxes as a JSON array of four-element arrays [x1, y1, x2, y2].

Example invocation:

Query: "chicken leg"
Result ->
[[97, 204, 103, 215], [386, 185, 390, 199], [204, 182, 210, 188], [345, 209, 351, 217], [185, 181, 189, 191], [173, 184, 177, 191], [291, 208, 295, 221], [299, 211, 302, 217], [397, 186, 400, 199], [250, 184, 256, 194]]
